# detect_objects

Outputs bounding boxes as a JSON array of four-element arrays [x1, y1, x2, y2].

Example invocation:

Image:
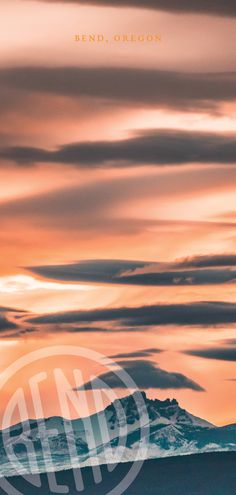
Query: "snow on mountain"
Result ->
[[0, 391, 235, 477]]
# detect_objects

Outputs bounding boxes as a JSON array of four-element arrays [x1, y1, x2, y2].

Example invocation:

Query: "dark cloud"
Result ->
[[22, 0, 236, 17], [63, 326, 141, 333], [185, 348, 236, 361], [110, 348, 163, 359], [0, 306, 26, 313], [1, 130, 236, 167], [176, 254, 236, 268], [0, 68, 236, 113], [0, 315, 18, 332], [28, 257, 236, 286], [77, 360, 204, 392], [29, 260, 148, 283], [0, 307, 31, 336], [28, 301, 236, 328], [0, 307, 25, 333]]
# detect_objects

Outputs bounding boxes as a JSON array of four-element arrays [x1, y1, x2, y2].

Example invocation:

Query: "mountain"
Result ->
[[1, 391, 236, 478]]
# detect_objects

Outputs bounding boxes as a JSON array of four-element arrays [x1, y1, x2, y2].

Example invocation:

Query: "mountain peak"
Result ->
[[121, 391, 179, 409], [109, 391, 180, 410], [105, 392, 213, 431]]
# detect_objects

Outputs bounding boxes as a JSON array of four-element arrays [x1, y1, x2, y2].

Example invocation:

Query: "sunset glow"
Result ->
[[0, 0, 236, 430]]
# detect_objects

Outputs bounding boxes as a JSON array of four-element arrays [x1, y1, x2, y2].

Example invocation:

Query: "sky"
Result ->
[[0, 0, 236, 426]]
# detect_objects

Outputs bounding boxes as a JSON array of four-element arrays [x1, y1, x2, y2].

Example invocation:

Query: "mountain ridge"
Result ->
[[0, 391, 235, 478]]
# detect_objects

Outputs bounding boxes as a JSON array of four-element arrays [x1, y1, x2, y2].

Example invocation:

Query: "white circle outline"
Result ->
[[0, 345, 149, 495]]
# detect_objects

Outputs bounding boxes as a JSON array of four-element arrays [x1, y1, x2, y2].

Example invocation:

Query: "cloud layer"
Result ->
[[0, 315, 17, 331], [1, 68, 236, 113], [77, 359, 204, 391], [0, 307, 22, 333], [1, 129, 236, 168], [28, 256, 236, 286], [29, 301, 236, 328], [28, 0, 236, 17], [185, 347, 236, 361], [110, 348, 163, 358]]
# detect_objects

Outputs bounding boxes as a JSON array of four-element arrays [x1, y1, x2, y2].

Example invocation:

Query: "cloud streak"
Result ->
[[1, 130, 236, 168], [176, 254, 236, 268], [29, 301, 236, 328], [28, 256, 236, 286], [1, 68, 236, 112], [110, 348, 163, 358], [0, 315, 17, 331], [25, 0, 236, 17], [0, 307, 23, 333], [77, 359, 204, 392], [1, 167, 236, 239], [185, 347, 236, 361]]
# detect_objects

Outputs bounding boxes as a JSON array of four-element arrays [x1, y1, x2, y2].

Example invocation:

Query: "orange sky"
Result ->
[[0, 0, 236, 427]]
